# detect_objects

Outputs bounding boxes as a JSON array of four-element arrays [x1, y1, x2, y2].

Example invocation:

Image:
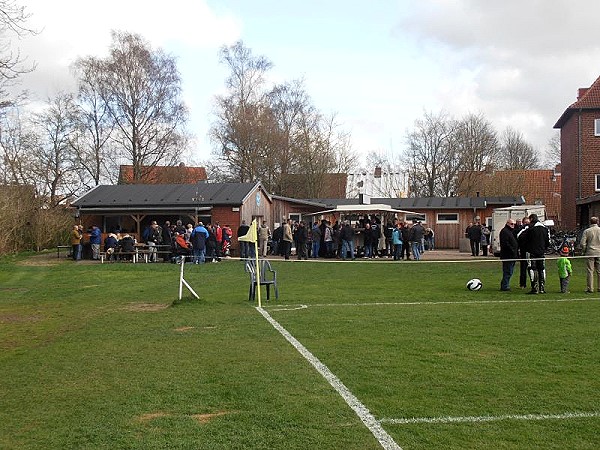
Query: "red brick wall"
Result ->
[[580, 112, 600, 200], [561, 111, 600, 228]]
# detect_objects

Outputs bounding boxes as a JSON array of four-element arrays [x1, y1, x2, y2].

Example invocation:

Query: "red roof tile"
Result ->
[[555, 75, 600, 128], [118, 165, 207, 184]]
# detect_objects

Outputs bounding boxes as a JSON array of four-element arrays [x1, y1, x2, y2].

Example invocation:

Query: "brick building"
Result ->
[[455, 168, 561, 224], [554, 76, 600, 228]]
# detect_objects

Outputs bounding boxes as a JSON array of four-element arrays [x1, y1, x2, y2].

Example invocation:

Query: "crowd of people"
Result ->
[[465, 219, 491, 257], [263, 216, 435, 261], [499, 213, 600, 294], [70, 220, 234, 264]]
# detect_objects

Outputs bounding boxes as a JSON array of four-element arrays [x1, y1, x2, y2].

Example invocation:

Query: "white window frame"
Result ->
[[436, 213, 459, 224], [595, 119, 600, 136], [595, 174, 600, 192]]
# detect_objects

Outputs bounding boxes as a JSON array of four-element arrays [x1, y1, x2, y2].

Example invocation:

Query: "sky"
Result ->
[[10, 0, 600, 167]]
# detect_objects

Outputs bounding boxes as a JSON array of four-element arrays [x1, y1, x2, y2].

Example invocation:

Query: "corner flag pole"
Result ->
[[254, 237, 262, 308], [239, 219, 260, 306]]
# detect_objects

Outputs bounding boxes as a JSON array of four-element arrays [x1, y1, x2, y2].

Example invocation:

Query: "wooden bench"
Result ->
[[100, 251, 138, 263], [57, 245, 71, 259]]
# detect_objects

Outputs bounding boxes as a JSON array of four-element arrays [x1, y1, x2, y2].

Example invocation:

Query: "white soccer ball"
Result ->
[[466, 278, 482, 291]]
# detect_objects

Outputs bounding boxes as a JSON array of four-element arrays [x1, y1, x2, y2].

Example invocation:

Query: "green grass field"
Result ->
[[1, 253, 599, 449]]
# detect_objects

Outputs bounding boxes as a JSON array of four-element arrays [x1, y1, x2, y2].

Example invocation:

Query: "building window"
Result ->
[[595, 119, 600, 136], [596, 174, 600, 192], [436, 213, 459, 224], [406, 213, 426, 223]]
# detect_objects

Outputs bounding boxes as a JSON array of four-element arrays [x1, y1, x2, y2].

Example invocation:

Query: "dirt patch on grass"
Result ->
[[174, 326, 195, 332], [137, 412, 172, 422], [124, 303, 170, 312], [136, 411, 233, 424], [0, 313, 42, 324], [17, 253, 63, 267], [191, 411, 231, 424]]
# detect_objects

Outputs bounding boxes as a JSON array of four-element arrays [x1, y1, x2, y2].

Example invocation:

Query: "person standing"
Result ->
[[282, 219, 293, 260], [324, 221, 334, 257], [214, 222, 223, 260], [190, 221, 209, 264], [580, 216, 600, 293], [481, 225, 491, 256], [556, 246, 573, 294], [295, 221, 308, 260], [258, 220, 270, 257], [237, 220, 250, 259], [146, 221, 163, 263], [391, 222, 403, 261], [466, 220, 482, 256], [499, 219, 518, 291], [518, 213, 550, 294], [425, 225, 435, 251], [409, 220, 425, 261], [161, 220, 173, 262], [362, 222, 374, 258], [71, 225, 83, 261], [311, 222, 322, 258], [400, 222, 411, 260], [340, 221, 355, 260], [514, 217, 530, 288], [89, 225, 102, 260], [271, 223, 282, 256]]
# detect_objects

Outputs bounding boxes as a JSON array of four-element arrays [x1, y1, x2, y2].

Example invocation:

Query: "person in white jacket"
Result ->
[[580, 216, 600, 293]]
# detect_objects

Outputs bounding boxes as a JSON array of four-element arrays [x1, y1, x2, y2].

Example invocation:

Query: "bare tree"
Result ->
[[497, 126, 539, 170], [30, 93, 80, 207], [453, 112, 498, 170], [450, 112, 498, 195], [211, 41, 273, 183], [70, 57, 116, 187], [544, 131, 561, 169], [0, 106, 36, 184], [404, 111, 456, 197], [0, 0, 35, 107], [76, 31, 189, 183], [211, 42, 355, 196]]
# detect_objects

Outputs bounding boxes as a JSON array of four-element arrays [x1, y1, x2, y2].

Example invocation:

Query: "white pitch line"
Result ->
[[256, 306, 402, 450], [261, 297, 597, 310], [379, 411, 600, 425]]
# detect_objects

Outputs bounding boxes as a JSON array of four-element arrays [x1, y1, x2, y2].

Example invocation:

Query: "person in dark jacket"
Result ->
[[514, 217, 530, 288], [191, 222, 209, 264], [466, 220, 483, 256], [340, 221, 355, 260], [294, 221, 308, 260], [237, 220, 250, 259], [400, 222, 411, 260], [409, 220, 425, 260], [499, 219, 519, 291], [518, 213, 550, 294]]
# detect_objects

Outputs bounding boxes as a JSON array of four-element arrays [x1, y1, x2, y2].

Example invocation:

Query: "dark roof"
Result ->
[[554, 75, 600, 128], [72, 182, 260, 209], [271, 195, 328, 208], [305, 196, 523, 210]]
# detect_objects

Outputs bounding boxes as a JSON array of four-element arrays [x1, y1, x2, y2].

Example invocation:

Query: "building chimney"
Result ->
[[374, 166, 382, 178], [578, 88, 589, 99]]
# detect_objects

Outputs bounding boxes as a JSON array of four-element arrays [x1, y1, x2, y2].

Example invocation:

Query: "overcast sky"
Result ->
[[10, 0, 600, 166]]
